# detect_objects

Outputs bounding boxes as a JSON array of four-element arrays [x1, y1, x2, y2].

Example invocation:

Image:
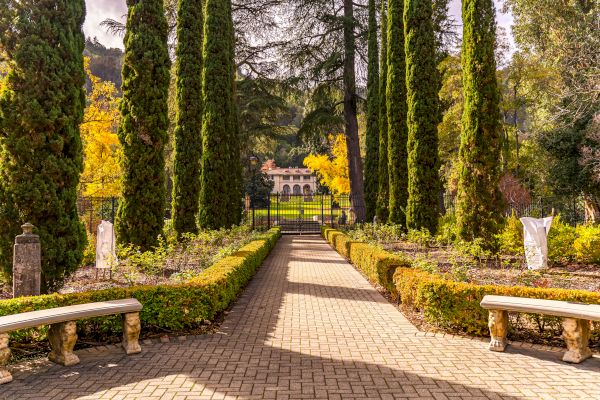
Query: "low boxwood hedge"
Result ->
[[322, 227, 600, 342], [321, 227, 411, 297], [1, 228, 281, 342], [394, 267, 600, 337]]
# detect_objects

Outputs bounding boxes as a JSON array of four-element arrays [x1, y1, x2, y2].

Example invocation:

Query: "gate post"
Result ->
[[251, 197, 255, 230], [267, 194, 271, 229], [330, 195, 334, 227], [321, 195, 324, 225]]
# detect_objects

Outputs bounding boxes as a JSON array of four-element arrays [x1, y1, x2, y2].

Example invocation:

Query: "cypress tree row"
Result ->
[[376, 0, 390, 223], [456, 0, 503, 241], [386, 0, 409, 226], [226, 0, 243, 226], [198, 0, 242, 229], [364, 0, 380, 223], [172, 0, 204, 238], [404, 0, 441, 234], [0, 0, 87, 292], [116, 0, 171, 250]]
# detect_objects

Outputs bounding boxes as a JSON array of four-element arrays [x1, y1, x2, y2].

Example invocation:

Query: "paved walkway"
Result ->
[[1, 235, 600, 399]]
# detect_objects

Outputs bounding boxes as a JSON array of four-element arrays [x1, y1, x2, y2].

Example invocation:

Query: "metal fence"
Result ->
[[78, 193, 587, 236], [444, 195, 587, 225], [248, 194, 359, 233]]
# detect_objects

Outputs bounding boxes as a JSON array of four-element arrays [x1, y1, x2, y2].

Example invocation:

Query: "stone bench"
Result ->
[[0, 298, 142, 384], [480, 295, 600, 363]]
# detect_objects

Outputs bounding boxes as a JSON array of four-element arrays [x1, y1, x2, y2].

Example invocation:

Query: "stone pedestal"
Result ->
[[562, 317, 592, 363], [488, 310, 508, 351], [122, 312, 142, 354], [0, 334, 12, 384], [12, 223, 41, 298], [48, 321, 80, 366]]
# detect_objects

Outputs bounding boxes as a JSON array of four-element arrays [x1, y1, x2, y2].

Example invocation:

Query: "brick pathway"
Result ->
[[1, 235, 600, 399]]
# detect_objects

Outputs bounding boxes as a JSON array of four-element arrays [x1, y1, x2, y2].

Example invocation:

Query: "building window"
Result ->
[[282, 185, 291, 194], [304, 175, 311, 180], [282, 176, 290, 181], [293, 185, 301, 195], [293, 176, 301, 181]]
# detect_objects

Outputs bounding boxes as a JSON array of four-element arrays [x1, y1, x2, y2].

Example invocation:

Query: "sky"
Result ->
[[83, 0, 515, 51]]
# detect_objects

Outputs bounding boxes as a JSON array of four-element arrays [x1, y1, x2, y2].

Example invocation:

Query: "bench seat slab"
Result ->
[[0, 299, 143, 334], [562, 318, 592, 363]]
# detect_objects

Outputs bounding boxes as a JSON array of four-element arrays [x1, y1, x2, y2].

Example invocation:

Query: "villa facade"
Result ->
[[263, 162, 317, 195]]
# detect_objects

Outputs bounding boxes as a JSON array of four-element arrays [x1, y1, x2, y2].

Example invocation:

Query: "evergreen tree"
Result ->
[[364, 0, 380, 222], [404, 0, 441, 234], [386, 0, 408, 226], [456, 0, 503, 241], [0, 0, 87, 292], [172, 0, 204, 238], [376, 0, 390, 223], [198, 0, 242, 229], [116, 0, 171, 249]]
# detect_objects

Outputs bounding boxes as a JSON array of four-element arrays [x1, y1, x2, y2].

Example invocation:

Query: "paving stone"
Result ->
[[1, 235, 599, 399]]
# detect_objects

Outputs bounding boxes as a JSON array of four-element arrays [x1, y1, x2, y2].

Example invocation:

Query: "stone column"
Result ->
[[488, 310, 508, 352], [12, 223, 41, 298]]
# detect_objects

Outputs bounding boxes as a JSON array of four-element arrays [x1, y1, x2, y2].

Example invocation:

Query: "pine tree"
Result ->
[[198, 0, 242, 229], [172, 0, 204, 238], [0, 0, 87, 292], [376, 0, 390, 223], [386, 0, 408, 226], [364, 0, 380, 223], [116, 0, 171, 250], [456, 0, 503, 241], [404, 0, 441, 234]]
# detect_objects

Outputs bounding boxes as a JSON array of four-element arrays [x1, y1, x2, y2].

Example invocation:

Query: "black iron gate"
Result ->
[[248, 194, 356, 234]]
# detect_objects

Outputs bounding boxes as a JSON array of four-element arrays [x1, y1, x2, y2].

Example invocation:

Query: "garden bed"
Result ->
[[0, 227, 281, 363], [322, 226, 600, 352]]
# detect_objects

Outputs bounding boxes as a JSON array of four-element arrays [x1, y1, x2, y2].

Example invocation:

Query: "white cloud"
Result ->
[[83, 0, 127, 49]]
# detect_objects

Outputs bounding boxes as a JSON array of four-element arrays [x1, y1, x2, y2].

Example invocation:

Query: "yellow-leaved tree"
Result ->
[[80, 57, 122, 197], [304, 134, 350, 195]]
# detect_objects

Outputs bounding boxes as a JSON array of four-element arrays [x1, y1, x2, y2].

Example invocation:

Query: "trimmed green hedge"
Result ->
[[321, 227, 410, 297], [1, 228, 281, 341], [394, 267, 600, 336], [322, 227, 600, 341]]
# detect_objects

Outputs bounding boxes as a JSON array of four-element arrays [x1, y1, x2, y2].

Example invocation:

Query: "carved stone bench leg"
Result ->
[[488, 310, 508, 352], [122, 312, 141, 355], [48, 321, 80, 366], [562, 317, 592, 363], [0, 333, 12, 384]]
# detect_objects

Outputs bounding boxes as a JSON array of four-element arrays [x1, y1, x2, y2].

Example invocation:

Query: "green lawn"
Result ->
[[252, 199, 350, 221]]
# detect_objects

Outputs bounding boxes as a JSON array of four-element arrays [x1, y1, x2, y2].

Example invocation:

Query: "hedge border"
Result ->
[[1, 228, 281, 341], [321, 227, 600, 338], [321, 227, 411, 297]]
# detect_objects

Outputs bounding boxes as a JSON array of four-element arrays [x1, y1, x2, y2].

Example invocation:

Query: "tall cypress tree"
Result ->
[[386, 0, 408, 226], [198, 0, 242, 229], [172, 0, 204, 238], [0, 0, 87, 292], [456, 0, 503, 241], [376, 0, 390, 223], [364, 0, 380, 223], [116, 0, 171, 249], [404, 0, 441, 234]]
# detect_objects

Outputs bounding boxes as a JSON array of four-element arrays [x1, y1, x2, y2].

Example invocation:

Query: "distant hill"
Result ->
[[84, 37, 123, 90]]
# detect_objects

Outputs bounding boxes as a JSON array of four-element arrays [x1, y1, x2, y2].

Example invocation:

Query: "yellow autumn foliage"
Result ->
[[80, 57, 122, 198], [304, 134, 350, 195]]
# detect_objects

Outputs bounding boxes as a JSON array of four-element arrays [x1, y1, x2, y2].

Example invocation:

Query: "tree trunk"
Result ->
[[584, 194, 600, 224], [343, 0, 366, 223]]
